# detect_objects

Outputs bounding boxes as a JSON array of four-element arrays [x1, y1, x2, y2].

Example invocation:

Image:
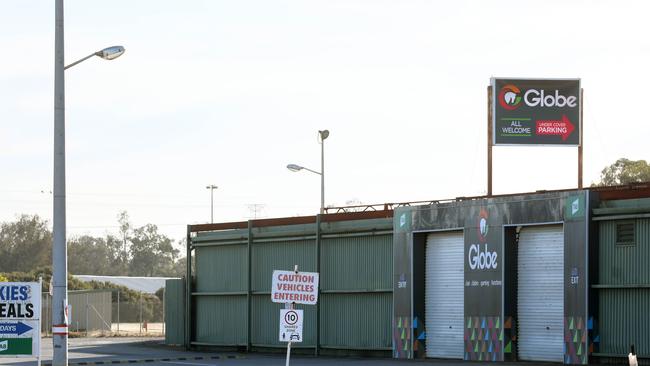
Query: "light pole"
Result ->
[[206, 185, 218, 223], [287, 129, 329, 215], [53, 1, 124, 364]]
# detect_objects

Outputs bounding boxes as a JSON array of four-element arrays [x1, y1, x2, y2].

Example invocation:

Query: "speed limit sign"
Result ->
[[279, 309, 303, 343], [284, 310, 299, 325]]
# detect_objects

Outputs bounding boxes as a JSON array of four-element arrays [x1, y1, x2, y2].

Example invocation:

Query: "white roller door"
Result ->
[[517, 225, 564, 362], [425, 231, 464, 359]]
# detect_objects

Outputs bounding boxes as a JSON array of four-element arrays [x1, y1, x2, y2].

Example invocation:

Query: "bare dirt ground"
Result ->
[[110, 322, 164, 336], [69, 322, 165, 337]]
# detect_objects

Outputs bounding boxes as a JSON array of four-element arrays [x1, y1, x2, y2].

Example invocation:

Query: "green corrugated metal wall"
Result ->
[[598, 213, 650, 357], [195, 296, 247, 345], [251, 237, 317, 348], [186, 217, 393, 352], [165, 279, 185, 345], [192, 233, 249, 346], [195, 244, 248, 292], [598, 289, 650, 356], [319, 233, 392, 349]]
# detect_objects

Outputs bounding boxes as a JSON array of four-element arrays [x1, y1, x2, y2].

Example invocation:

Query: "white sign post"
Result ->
[[273, 265, 318, 366], [0, 281, 42, 365]]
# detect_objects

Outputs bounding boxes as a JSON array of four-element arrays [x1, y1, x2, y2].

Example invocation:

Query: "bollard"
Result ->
[[628, 344, 638, 366]]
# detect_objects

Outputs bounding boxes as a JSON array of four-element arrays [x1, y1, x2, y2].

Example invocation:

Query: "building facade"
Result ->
[[168, 184, 650, 364], [393, 190, 590, 363]]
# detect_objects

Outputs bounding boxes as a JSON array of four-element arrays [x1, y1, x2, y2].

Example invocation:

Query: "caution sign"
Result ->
[[271, 270, 319, 305], [0, 282, 41, 358], [279, 309, 303, 343]]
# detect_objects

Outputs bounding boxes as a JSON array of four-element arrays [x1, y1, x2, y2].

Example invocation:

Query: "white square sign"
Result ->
[[279, 309, 303, 343]]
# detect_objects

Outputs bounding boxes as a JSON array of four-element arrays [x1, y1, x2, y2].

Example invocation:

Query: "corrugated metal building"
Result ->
[[592, 193, 650, 359], [179, 211, 394, 355], [166, 183, 650, 364]]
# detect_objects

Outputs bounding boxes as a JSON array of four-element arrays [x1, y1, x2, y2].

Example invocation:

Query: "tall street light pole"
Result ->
[[206, 185, 218, 223], [52, 2, 65, 363], [318, 130, 329, 215], [287, 129, 329, 215], [53, 2, 124, 364]]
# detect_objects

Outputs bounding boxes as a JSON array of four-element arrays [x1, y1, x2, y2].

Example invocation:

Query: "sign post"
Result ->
[[0, 281, 42, 364], [272, 265, 319, 366]]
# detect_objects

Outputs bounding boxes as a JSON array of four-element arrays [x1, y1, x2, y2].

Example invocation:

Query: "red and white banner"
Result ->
[[52, 324, 68, 335]]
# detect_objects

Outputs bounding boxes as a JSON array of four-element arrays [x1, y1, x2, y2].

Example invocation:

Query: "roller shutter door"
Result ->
[[425, 231, 464, 359], [517, 225, 564, 362]]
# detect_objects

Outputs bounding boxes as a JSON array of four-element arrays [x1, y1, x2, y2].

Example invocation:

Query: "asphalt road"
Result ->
[[125, 356, 450, 366], [0, 337, 200, 366], [0, 337, 573, 366]]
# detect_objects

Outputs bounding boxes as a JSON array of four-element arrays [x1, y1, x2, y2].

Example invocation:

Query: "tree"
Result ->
[[68, 234, 126, 275], [592, 158, 650, 186], [117, 211, 131, 264], [0, 215, 52, 273], [1, 211, 183, 277], [129, 224, 179, 276], [106, 234, 129, 274], [172, 256, 187, 277], [0, 266, 91, 291]]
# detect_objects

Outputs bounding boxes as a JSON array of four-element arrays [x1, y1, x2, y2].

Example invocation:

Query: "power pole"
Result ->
[[53, 0, 69, 364]]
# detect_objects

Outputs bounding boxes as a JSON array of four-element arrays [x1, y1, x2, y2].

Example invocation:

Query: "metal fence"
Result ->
[[165, 279, 185, 345], [41, 289, 165, 336], [179, 214, 394, 354]]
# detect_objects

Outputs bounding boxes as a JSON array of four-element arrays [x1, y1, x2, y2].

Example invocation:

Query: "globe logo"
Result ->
[[477, 208, 489, 243], [498, 84, 522, 111], [479, 217, 488, 237]]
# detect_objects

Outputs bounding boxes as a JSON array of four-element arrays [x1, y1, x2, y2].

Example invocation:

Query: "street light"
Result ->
[[64, 46, 125, 70], [286, 164, 320, 175], [287, 130, 329, 215], [53, 1, 124, 364], [206, 185, 218, 223]]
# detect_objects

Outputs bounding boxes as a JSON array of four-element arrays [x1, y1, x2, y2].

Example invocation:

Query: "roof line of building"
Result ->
[[188, 182, 650, 234]]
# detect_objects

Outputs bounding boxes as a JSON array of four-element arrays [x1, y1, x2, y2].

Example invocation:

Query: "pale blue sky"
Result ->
[[1, 0, 649, 243]]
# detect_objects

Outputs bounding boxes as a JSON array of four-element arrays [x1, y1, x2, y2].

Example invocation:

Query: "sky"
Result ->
[[1, 0, 649, 244]]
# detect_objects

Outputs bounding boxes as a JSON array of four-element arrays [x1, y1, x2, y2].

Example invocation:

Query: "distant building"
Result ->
[[74, 275, 179, 294]]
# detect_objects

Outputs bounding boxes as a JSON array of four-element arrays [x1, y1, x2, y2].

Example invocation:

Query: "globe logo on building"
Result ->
[[480, 218, 488, 237], [477, 208, 489, 242], [498, 84, 522, 110]]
